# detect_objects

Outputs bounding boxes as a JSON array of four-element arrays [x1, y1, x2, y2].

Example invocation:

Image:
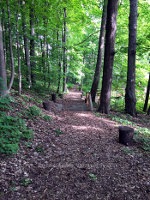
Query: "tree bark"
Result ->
[[63, 8, 67, 93], [15, 0, 21, 95], [56, 30, 62, 94], [90, 0, 108, 103], [0, 18, 7, 96], [30, 0, 36, 84], [7, 0, 15, 91], [98, 0, 119, 114], [143, 72, 150, 112], [21, 0, 32, 88], [91, 1, 108, 102], [125, 0, 138, 117], [1, 1, 6, 63]]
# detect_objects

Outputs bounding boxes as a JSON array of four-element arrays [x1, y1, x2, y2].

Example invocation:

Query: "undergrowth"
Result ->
[[0, 112, 33, 154]]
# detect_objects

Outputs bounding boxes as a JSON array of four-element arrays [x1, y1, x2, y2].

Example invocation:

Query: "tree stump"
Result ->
[[51, 94, 56, 102], [119, 126, 134, 146], [43, 102, 51, 111]]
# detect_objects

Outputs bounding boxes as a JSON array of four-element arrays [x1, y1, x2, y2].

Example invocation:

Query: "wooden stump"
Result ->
[[119, 126, 134, 146], [43, 102, 51, 111], [51, 94, 56, 102]]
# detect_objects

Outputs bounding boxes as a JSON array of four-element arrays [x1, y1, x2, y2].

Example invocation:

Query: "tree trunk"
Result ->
[[63, 8, 67, 93], [7, 0, 15, 91], [98, 0, 119, 114], [147, 105, 150, 115], [56, 30, 62, 94], [1, 1, 6, 63], [143, 72, 150, 112], [21, 1, 32, 88], [90, 0, 108, 103], [125, 0, 138, 117], [15, 0, 21, 95], [30, 0, 36, 84], [0, 18, 7, 96]]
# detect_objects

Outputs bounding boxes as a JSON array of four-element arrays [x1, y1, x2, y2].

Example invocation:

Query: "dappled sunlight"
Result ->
[[71, 125, 103, 132]]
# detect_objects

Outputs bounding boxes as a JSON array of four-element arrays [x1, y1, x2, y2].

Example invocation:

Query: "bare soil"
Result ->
[[0, 89, 150, 200]]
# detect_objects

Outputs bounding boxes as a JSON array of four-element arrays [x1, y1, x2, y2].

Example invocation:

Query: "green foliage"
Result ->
[[43, 115, 52, 121], [89, 174, 97, 181], [0, 112, 33, 154], [67, 83, 74, 89], [0, 96, 13, 110], [21, 177, 33, 187], [35, 146, 44, 152], [27, 105, 42, 118], [54, 129, 64, 136]]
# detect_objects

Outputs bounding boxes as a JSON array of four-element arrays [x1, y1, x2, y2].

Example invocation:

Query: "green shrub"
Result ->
[[43, 115, 52, 121], [0, 96, 13, 110], [27, 105, 42, 118], [0, 112, 33, 154]]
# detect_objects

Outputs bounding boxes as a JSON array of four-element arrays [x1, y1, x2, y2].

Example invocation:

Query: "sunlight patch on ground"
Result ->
[[72, 125, 103, 132], [75, 113, 93, 117]]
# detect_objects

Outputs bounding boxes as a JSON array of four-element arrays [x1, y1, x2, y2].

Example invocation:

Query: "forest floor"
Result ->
[[0, 89, 150, 200]]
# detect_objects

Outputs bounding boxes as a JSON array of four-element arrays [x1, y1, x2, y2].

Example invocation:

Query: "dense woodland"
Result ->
[[0, 0, 150, 115]]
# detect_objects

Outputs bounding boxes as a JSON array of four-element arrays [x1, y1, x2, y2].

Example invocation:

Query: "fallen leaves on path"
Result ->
[[0, 89, 150, 200]]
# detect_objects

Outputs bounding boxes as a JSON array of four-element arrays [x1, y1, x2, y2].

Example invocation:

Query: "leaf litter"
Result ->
[[0, 89, 150, 200]]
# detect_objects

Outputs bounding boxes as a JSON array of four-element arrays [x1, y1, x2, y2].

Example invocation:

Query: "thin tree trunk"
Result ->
[[30, 0, 36, 84], [90, 0, 108, 102], [16, 0, 21, 95], [63, 8, 67, 93], [0, 18, 7, 96], [46, 42, 51, 89], [143, 72, 150, 112], [21, 1, 32, 88], [1, 0, 6, 63], [56, 30, 62, 94], [98, 0, 119, 114], [7, 0, 15, 91], [125, 0, 138, 117]]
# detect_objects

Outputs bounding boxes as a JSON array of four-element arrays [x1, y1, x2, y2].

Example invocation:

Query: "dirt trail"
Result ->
[[0, 90, 150, 200]]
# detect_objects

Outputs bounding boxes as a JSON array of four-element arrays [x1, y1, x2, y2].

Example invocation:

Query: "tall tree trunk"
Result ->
[[1, 1, 6, 63], [90, 0, 108, 102], [21, 1, 32, 88], [143, 72, 150, 112], [30, 0, 36, 84], [63, 8, 67, 93], [7, 0, 15, 91], [125, 0, 137, 117], [98, 0, 119, 114], [15, 0, 21, 95], [0, 18, 7, 96], [56, 30, 62, 94]]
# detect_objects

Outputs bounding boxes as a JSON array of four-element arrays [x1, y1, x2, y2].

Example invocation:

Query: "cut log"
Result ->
[[43, 102, 51, 111], [119, 126, 134, 146], [51, 94, 56, 102]]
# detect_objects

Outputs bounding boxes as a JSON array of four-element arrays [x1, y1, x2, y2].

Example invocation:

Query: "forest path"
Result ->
[[1, 89, 150, 200], [63, 89, 90, 111]]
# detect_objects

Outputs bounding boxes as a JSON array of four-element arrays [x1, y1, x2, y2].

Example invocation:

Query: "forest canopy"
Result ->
[[0, 0, 150, 114]]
